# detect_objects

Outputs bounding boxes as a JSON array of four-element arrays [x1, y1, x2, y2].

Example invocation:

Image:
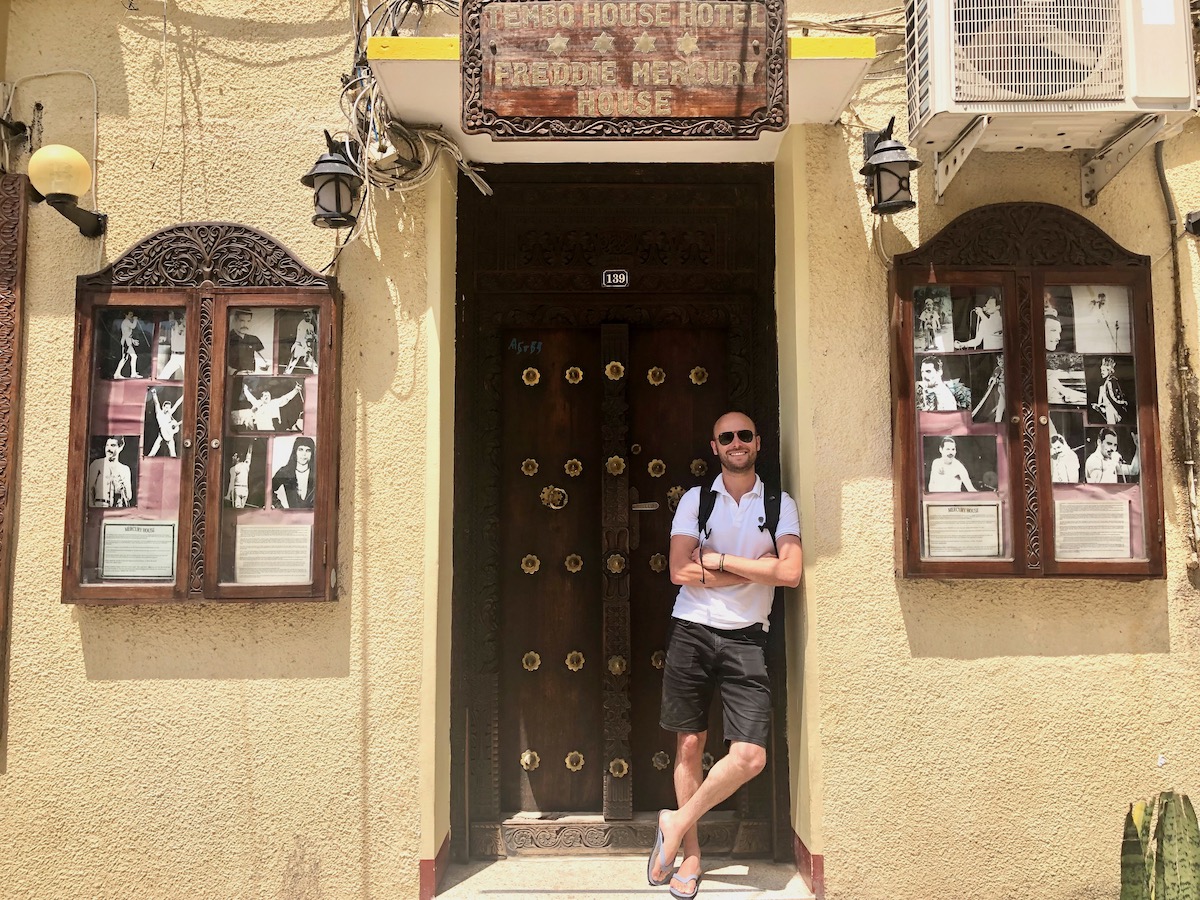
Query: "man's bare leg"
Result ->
[[668, 731, 705, 896], [657, 740, 767, 876]]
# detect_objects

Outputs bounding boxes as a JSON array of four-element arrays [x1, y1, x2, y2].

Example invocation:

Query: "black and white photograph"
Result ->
[[923, 434, 999, 493], [952, 290, 1004, 351], [1083, 426, 1140, 484], [276, 308, 319, 375], [1049, 411, 1086, 484], [915, 354, 971, 412], [1046, 352, 1087, 406], [226, 307, 274, 375], [97, 309, 153, 381], [229, 376, 306, 433], [913, 287, 953, 352], [223, 437, 267, 509], [86, 435, 140, 508], [271, 436, 317, 510], [1043, 286, 1075, 353], [1072, 285, 1132, 354], [967, 354, 1005, 423], [143, 386, 185, 458], [155, 310, 186, 381], [1085, 355, 1136, 425]]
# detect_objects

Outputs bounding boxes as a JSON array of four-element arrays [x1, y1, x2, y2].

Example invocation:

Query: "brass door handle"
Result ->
[[632, 502, 659, 511]]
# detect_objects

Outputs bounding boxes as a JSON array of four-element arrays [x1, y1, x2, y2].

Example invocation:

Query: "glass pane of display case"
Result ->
[[217, 305, 320, 586], [1043, 283, 1146, 561], [80, 306, 187, 584], [912, 284, 1013, 561]]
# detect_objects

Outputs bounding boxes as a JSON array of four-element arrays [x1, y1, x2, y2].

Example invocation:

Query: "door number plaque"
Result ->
[[602, 269, 629, 288]]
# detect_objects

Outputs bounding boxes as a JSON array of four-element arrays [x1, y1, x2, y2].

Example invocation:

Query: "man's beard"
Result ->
[[720, 450, 756, 473]]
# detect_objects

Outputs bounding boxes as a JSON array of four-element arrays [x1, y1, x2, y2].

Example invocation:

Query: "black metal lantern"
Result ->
[[860, 117, 922, 215], [301, 134, 363, 229]]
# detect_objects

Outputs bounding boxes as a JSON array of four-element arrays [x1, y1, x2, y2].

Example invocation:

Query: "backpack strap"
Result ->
[[761, 486, 781, 554], [697, 485, 718, 540]]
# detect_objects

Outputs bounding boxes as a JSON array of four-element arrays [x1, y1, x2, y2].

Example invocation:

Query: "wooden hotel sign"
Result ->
[[462, 0, 787, 139]]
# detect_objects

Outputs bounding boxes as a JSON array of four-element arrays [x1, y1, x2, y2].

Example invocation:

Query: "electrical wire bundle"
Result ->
[[341, 0, 490, 196]]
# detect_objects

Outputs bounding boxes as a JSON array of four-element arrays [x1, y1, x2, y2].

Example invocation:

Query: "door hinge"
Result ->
[[904, 518, 911, 544], [64, 542, 70, 568], [327, 322, 333, 347], [323, 541, 328, 565]]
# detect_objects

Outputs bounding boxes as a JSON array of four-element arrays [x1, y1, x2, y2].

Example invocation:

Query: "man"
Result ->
[[87, 437, 133, 507], [242, 381, 303, 432], [226, 445, 253, 508], [1049, 432, 1081, 484], [927, 437, 976, 492], [158, 310, 186, 381], [228, 309, 269, 374], [1092, 357, 1128, 424], [147, 388, 185, 458], [1085, 427, 1140, 483], [919, 356, 957, 411], [954, 294, 1003, 350], [649, 411, 802, 900]]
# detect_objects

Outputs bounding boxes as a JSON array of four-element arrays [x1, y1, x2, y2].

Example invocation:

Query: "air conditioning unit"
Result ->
[[906, 0, 1196, 155]]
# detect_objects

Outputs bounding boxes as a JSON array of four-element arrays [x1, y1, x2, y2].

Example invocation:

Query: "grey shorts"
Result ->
[[659, 618, 772, 748]]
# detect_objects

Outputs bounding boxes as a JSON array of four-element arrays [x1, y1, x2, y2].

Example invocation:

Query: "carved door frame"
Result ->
[[451, 164, 791, 861], [0, 174, 28, 756]]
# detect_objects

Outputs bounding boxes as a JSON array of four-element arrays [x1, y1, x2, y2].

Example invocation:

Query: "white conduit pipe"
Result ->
[[1154, 140, 1200, 570]]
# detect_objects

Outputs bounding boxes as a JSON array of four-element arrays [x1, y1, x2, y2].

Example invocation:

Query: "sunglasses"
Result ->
[[716, 429, 756, 446]]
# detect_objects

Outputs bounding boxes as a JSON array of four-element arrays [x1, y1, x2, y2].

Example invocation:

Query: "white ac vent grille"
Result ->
[[952, 0, 1124, 103], [906, 0, 932, 132]]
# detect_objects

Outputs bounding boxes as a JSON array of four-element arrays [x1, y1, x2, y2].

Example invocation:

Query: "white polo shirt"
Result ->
[[669, 474, 801, 631]]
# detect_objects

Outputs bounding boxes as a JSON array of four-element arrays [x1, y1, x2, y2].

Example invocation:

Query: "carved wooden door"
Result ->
[[455, 165, 786, 860], [497, 322, 731, 820]]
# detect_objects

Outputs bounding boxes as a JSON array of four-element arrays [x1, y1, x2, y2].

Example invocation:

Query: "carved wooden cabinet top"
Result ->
[[896, 203, 1149, 270], [79, 222, 331, 291]]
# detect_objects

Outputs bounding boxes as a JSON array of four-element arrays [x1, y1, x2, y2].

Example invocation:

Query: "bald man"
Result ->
[[648, 410, 803, 899]]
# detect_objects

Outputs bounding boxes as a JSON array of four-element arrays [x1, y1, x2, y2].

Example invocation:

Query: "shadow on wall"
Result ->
[[896, 577, 1169, 658], [805, 125, 915, 561], [76, 599, 352, 680]]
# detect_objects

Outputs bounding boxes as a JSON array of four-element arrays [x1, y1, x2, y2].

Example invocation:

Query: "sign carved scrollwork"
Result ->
[[462, 0, 788, 140]]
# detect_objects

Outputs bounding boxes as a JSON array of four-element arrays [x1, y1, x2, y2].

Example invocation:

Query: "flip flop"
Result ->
[[668, 872, 702, 900], [647, 809, 675, 886]]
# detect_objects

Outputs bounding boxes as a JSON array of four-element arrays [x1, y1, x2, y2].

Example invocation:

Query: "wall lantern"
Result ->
[[860, 117, 922, 215], [27, 144, 107, 237], [300, 133, 364, 229]]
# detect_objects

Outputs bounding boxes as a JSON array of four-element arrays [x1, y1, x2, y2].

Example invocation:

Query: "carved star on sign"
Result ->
[[592, 31, 616, 54], [676, 32, 699, 55], [633, 31, 656, 53], [546, 32, 569, 56]]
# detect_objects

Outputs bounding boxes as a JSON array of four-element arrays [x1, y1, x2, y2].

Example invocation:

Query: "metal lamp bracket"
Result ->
[[934, 115, 989, 205], [1081, 114, 1168, 208]]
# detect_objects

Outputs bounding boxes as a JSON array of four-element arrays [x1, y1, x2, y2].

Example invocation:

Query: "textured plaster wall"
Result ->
[[795, 57, 1200, 900], [1, 2, 442, 897]]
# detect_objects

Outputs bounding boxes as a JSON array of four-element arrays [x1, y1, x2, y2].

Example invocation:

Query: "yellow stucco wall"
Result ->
[[1, 2, 444, 897], [790, 75, 1200, 898], [4, 2, 1200, 899]]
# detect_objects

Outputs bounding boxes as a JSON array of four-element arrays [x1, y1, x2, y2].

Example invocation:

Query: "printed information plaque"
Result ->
[[462, 0, 788, 139], [100, 521, 176, 579], [1054, 499, 1132, 559], [922, 501, 1002, 558]]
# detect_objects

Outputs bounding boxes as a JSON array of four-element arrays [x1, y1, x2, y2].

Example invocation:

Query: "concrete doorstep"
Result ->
[[437, 855, 815, 899]]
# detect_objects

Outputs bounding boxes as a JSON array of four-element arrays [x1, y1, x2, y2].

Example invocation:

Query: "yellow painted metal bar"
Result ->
[[368, 36, 459, 60], [367, 34, 876, 61], [789, 35, 876, 59]]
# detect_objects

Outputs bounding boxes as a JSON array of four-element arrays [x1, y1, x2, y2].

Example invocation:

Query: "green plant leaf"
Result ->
[[1126, 803, 1152, 900], [1155, 792, 1200, 900]]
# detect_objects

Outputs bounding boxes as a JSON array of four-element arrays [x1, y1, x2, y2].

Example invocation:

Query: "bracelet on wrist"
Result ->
[[719, 553, 725, 572]]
